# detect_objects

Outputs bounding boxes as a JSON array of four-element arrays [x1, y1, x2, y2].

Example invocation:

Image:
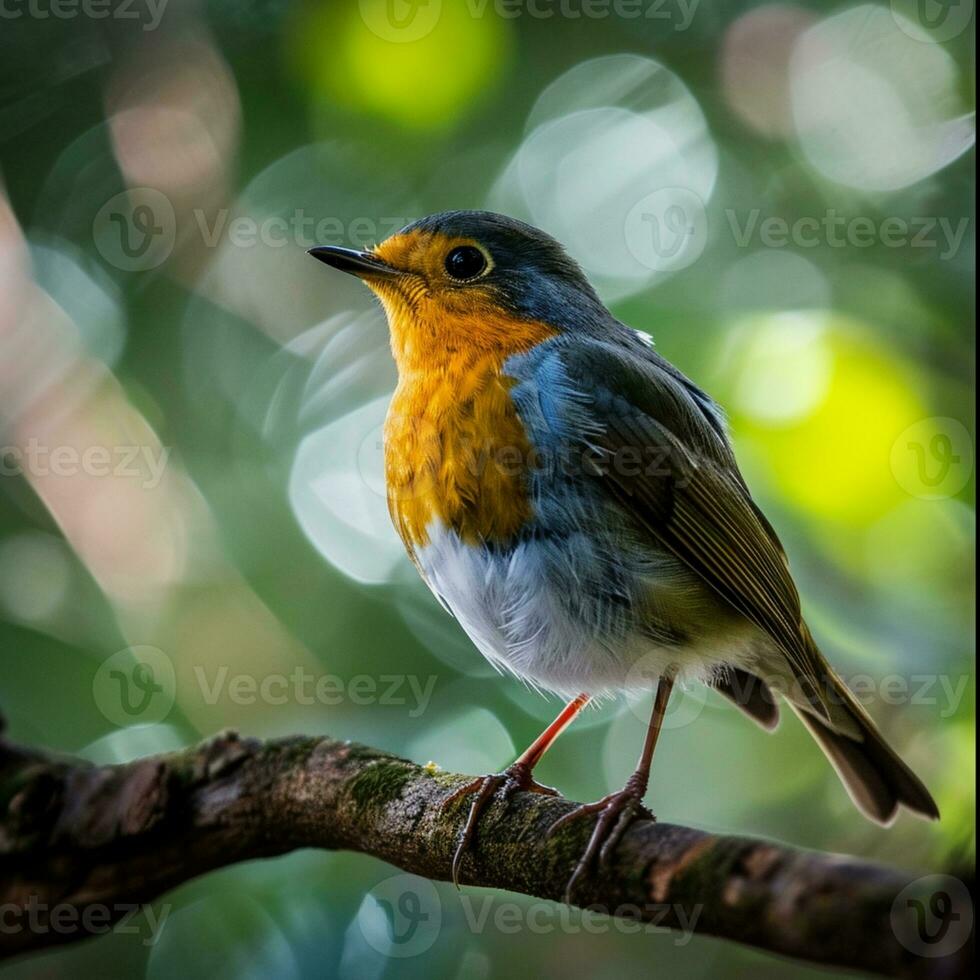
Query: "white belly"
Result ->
[[414, 523, 760, 698]]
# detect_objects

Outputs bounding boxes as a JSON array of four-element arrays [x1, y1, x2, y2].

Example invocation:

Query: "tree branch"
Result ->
[[0, 725, 970, 977]]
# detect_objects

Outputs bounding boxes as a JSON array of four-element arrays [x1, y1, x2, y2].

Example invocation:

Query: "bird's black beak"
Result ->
[[307, 245, 401, 280]]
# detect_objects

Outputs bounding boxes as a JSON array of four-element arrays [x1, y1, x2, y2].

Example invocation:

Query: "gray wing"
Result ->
[[508, 333, 831, 722]]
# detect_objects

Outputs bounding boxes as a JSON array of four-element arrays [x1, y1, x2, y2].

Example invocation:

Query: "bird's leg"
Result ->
[[442, 693, 590, 886], [550, 674, 674, 903]]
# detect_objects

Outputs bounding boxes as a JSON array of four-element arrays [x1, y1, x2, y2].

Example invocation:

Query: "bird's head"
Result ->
[[309, 210, 605, 369]]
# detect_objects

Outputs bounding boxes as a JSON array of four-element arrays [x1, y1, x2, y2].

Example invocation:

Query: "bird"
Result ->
[[308, 210, 939, 899]]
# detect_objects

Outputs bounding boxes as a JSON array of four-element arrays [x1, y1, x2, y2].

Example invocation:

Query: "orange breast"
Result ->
[[385, 355, 537, 550], [372, 258, 558, 552]]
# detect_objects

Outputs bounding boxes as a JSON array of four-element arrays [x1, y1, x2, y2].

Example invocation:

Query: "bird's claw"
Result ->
[[442, 762, 561, 887], [548, 782, 654, 904]]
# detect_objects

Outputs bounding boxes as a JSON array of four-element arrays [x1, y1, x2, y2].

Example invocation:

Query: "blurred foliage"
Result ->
[[0, 1, 975, 978]]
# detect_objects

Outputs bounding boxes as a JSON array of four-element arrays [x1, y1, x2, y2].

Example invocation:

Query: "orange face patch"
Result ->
[[367, 230, 552, 371]]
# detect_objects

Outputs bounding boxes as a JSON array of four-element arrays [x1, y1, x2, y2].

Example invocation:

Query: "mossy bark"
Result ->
[[0, 727, 969, 978]]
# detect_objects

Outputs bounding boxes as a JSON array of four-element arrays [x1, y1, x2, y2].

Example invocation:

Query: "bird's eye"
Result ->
[[444, 245, 488, 281]]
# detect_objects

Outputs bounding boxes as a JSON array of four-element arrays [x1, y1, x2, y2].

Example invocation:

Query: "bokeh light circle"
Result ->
[[790, 4, 975, 192], [491, 54, 718, 300], [292, 0, 508, 129], [721, 4, 817, 138], [289, 395, 404, 585], [725, 312, 934, 525]]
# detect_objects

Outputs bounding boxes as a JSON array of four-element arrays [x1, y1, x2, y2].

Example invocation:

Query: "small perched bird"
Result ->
[[309, 211, 938, 897]]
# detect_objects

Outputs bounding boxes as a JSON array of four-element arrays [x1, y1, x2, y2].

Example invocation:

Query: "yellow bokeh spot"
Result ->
[[288, 0, 510, 130], [726, 313, 930, 526]]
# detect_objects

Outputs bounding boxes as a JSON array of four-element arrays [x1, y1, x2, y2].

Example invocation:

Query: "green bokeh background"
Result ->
[[0, 1, 974, 977]]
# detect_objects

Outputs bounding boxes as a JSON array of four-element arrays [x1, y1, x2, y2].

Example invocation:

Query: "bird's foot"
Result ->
[[548, 772, 653, 904], [442, 761, 560, 886]]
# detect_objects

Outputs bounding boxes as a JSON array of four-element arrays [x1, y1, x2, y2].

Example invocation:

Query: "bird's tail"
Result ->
[[792, 669, 940, 825]]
